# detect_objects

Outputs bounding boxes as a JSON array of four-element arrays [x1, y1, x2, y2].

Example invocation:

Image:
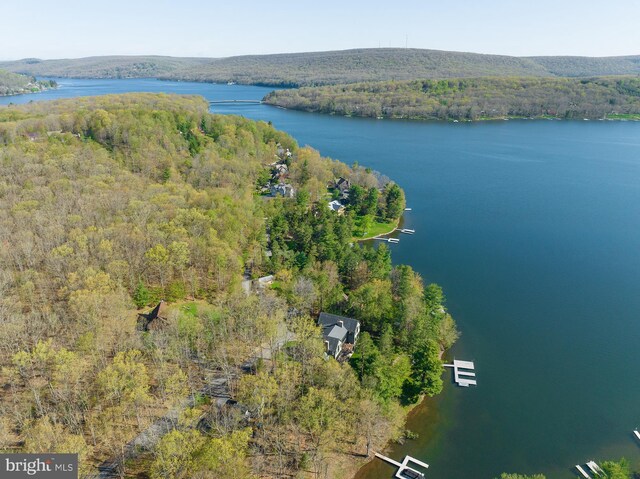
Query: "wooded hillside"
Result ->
[[0, 94, 456, 478], [0, 69, 56, 96], [264, 76, 640, 120], [2, 49, 640, 86], [0, 56, 210, 79]]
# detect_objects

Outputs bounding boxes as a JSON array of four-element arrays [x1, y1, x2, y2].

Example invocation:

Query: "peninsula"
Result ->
[[0, 69, 56, 96]]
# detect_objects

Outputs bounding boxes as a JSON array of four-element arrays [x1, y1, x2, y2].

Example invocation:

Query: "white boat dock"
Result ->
[[374, 453, 428, 479], [443, 359, 477, 387], [404, 207, 412, 211], [634, 429, 640, 441], [576, 465, 591, 479], [400, 229, 415, 234], [374, 237, 399, 243], [586, 461, 604, 476]]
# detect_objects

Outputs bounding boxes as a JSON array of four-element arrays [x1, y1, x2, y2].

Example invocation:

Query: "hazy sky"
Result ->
[[2, 0, 639, 60]]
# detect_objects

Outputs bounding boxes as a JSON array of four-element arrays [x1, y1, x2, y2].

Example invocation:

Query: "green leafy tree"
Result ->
[[601, 458, 631, 479], [403, 340, 443, 403], [133, 281, 151, 308], [151, 429, 203, 479], [97, 349, 151, 426], [383, 183, 405, 220]]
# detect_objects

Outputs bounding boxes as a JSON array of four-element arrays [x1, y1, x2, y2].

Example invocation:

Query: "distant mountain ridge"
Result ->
[[0, 55, 212, 79], [1, 49, 639, 86]]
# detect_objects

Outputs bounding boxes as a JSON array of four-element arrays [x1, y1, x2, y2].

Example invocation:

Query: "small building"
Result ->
[[255, 275, 275, 289], [318, 312, 360, 359], [270, 183, 295, 198], [328, 200, 345, 215]]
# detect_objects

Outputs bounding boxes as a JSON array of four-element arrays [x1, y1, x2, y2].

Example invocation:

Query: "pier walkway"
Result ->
[[374, 453, 429, 479], [443, 359, 477, 387], [209, 99, 263, 104]]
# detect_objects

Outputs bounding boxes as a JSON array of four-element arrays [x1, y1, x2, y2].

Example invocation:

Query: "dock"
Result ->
[[443, 359, 477, 387], [404, 207, 412, 211], [634, 429, 640, 441], [575, 465, 591, 479], [376, 237, 400, 243], [586, 461, 604, 476], [374, 453, 428, 479], [400, 229, 415, 234], [209, 99, 263, 104]]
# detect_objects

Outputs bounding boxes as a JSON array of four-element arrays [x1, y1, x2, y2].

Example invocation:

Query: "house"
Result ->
[[335, 177, 351, 193], [272, 163, 289, 179], [328, 200, 345, 215], [318, 312, 360, 359], [276, 145, 292, 159], [270, 183, 295, 198], [137, 301, 167, 331]]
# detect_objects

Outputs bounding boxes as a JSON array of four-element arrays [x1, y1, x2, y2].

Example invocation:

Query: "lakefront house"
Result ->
[[318, 312, 360, 359]]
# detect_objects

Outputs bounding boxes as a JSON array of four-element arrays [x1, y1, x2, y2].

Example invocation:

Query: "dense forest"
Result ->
[[160, 48, 552, 86], [2, 48, 640, 86], [0, 94, 457, 478], [530, 55, 640, 77], [0, 69, 56, 96], [264, 76, 640, 121], [0, 56, 210, 79]]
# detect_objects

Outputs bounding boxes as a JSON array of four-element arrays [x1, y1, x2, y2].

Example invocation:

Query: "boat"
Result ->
[[634, 429, 640, 441]]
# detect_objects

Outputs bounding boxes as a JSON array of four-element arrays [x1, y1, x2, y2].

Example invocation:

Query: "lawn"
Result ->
[[352, 217, 398, 241]]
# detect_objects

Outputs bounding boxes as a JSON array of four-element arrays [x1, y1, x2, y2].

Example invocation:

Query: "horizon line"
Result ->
[[2, 46, 640, 63]]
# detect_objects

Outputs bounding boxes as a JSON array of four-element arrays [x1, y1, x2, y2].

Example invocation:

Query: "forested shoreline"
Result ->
[[264, 76, 640, 121], [0, 93, 457, 479], [0, 69, 56, 96]]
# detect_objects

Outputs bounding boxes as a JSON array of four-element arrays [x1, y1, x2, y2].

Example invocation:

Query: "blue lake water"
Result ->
[[3, 79, 640, 478]]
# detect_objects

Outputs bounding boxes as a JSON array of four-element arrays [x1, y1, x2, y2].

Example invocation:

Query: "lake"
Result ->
[[3, 79, 640, 478]]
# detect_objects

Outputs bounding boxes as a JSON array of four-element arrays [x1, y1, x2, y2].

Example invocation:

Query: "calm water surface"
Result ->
[[3, 79, 640, 478]]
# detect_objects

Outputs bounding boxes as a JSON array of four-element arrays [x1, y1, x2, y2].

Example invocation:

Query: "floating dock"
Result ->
[[586, 461, 604, 476], [400, 229, 415, 234], [374, 453, 428, 479], [443, 359, 477, 387], [404, 207, 412, 211], [374, 237, 399, 243], [575, 464, 591, 479]]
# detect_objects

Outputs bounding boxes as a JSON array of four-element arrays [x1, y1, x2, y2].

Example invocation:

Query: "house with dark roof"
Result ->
[[318, 312, 360, 358], [335, 177, 351, 193], [136, 301, 167, 331]]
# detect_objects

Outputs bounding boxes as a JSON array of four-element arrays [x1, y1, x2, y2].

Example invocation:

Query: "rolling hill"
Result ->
[[1, 49, 640, 87], [0, 55, 211, 79]]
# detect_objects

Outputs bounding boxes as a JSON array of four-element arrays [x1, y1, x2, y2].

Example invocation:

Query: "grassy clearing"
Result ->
[[353, 217, 399, 241]]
